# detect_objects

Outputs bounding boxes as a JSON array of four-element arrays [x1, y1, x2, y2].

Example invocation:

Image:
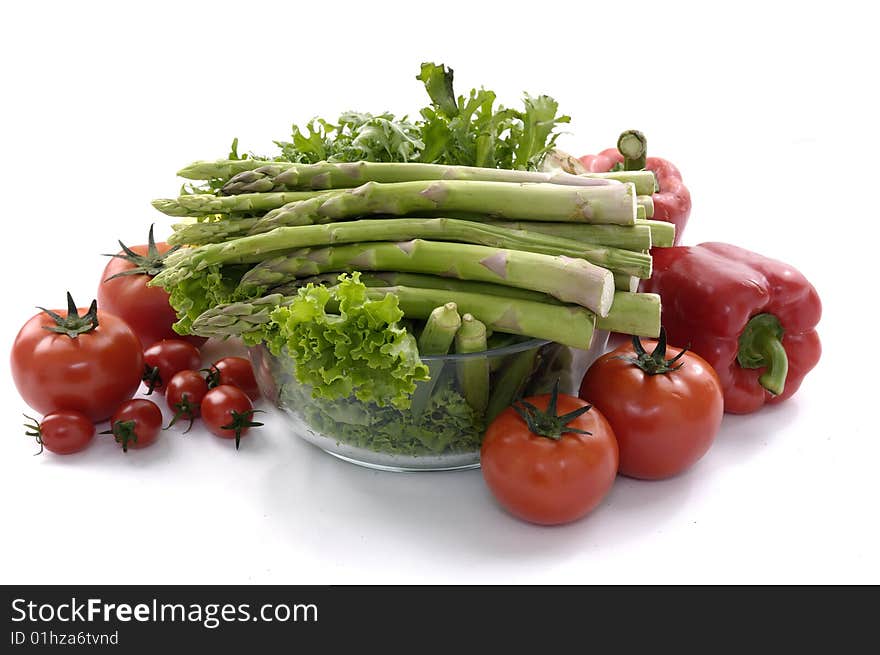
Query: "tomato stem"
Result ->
[[202, 364, 222, 389], [23, 414, 44, 455], [165, 394, 199, 433], [142, 364, 163, 395], [617, 327, 688, 375], [511, 381, 593, 440], [37, 292, 100, 339], [100, 420, 139, 452], [220, 409, 264, 450], [102, 224, 181, 281]]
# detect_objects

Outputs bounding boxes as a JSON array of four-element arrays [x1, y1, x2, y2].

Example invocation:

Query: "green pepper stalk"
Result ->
[[617, 130, 648, 171], [736, 313, 789, 396]]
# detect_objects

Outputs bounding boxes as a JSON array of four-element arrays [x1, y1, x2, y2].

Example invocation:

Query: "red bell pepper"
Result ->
[[641, 243, 821, 414], [579, 130, 691, 246]]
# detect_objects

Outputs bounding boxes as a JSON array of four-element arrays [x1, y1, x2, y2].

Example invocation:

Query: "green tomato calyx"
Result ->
[[102, 224, 180, 280], [38, 292, 100, 339], [618, 327, 688, 376], [511, 380, 593, 441]]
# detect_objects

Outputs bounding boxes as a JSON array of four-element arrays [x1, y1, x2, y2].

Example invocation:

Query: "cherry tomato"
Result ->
[[24, 411, 95, 455], [98, 225, 206, 349], [481, 384, 618, 525], [142, 339, 202, 394], [104, 399, 163, 452], [205, 357, 260, 400], [201, 385, 262, 450], [165, 369, 209, 432], [579, 330, 724, 480], [10, 293, 143, 422]]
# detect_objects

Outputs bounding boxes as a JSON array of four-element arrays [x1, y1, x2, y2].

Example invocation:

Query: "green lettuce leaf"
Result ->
[[168, 264, 252, 336], [265, 273, 429, 409]]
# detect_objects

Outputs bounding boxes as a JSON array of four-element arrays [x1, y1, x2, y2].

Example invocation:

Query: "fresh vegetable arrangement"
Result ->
[[11, 62, 822, 528]]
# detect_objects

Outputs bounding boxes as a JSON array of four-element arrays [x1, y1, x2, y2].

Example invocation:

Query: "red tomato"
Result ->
[[201, 385, 262, 450], [104, 399, 163, 452], [143, 339, 202, 394], [10, 294, 143, 422], [24, 411, 95, 455], [481, 386, 618, 525], [98, 226, 206, 349], [579, 331, 724, 480], [165, 369, 209, 432], [206, 357, 260, 400]]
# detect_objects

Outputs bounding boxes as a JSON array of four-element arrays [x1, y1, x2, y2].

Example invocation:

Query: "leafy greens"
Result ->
[[258, 273, 429, 409], [201, 62, 569, 180]]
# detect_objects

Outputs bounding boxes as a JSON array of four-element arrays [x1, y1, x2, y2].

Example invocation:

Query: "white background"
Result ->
[[1, 0, 877, 584]]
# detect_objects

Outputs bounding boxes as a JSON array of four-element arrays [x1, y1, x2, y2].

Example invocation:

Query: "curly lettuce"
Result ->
[[265, 273, 429, 409], [168, 263, 253, 337]]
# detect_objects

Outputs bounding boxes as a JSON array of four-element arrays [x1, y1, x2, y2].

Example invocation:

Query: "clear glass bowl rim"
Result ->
[[417, 337, 550, 362]]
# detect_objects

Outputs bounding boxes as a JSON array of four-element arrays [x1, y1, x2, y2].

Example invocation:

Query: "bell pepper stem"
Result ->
[[617, 130, 647, 171], [756, 333, 789, 396], [737, 313, 789, 396]]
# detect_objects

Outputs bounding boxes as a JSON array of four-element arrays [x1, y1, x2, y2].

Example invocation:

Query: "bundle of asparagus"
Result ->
[[150, 156, 669, 420]]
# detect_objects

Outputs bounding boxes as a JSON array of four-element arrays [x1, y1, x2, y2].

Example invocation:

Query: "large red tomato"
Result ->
[[11, 293, 143, 422], [579, 330, 724, 480], [98, 226, 205, 348], [481, 385, 618, 525]]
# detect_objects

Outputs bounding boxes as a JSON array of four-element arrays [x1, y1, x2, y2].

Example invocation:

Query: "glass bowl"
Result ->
[[250, 331, 609, 472]]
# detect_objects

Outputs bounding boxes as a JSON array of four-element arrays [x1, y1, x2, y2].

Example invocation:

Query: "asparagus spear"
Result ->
[[191, 287, 597, 350], [152, 191, 327, 218], [250, 179, 638, 234], [418, 303, 461, 355], [644, 219, 675, 247], [454, 314, 489, 414], [411, 302, 461, 417], [489, 221, 653, 250], [596, 291, 660, 336], [179, 158, 655, 194], [239, 240, 616, 316], [277, 272, 660, 336], [614, 273, 640, 292], [168, 218, 266, 246], [162, 217, 651, 277], [638, 195, 654, 218], [581, 171, 656, 195], [485, 347, 539, 423], [220, 160, 618, 194]]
